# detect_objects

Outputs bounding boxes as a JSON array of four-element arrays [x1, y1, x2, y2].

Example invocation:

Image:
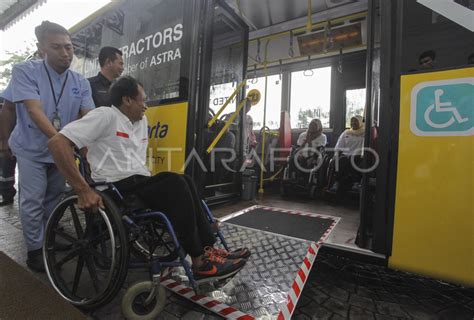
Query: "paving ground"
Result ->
[[1, 194, 473, 319]]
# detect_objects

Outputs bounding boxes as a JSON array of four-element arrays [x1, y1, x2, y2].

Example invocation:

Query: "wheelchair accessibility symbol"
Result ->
[[410, 78, 474, 136]]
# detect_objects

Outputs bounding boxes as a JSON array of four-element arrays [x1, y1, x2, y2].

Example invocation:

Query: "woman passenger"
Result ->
[[296, 118, 327, 169]]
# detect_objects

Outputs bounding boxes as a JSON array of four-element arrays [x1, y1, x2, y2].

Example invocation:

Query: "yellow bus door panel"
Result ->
[[390, 67, 474, 286]]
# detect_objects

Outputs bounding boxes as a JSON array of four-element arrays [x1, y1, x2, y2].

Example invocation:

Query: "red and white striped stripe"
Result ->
[[260, 205, 341, 224], [276, 242, 322, 319], [252, 206, 339, 320], [160, 277, 255, 320]]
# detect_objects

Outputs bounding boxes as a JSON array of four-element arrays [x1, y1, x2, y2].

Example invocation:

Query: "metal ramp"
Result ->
[[161, 206, 340, 319]]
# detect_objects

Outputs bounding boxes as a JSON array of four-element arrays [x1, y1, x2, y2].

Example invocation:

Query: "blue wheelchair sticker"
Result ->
[[410, 78, 474, 136]]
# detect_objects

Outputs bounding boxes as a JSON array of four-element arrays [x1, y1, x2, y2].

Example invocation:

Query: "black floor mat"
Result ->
[[226, 207, 336, 242]]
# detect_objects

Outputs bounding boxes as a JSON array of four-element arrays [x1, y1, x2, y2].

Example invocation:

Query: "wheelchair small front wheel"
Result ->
[[121, 281, 166, 320]]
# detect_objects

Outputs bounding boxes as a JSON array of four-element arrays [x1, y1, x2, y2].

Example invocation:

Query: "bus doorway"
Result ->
[[196, 1, 249, 205], [213, 0, 385, 255]]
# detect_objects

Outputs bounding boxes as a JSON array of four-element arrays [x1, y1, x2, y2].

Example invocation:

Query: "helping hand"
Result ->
[[77, 188, 104, 213]]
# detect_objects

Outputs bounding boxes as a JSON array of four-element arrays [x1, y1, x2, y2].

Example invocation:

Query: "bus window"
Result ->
[[290, 66, 331, 128], [246, 74, 282, 130], [345, 88, 366, 128], [209, 82, 237, 115]]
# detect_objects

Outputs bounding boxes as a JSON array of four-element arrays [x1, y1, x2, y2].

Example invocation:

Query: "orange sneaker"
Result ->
[[192, 250, 246, 282], [204, 246, 251, 260]]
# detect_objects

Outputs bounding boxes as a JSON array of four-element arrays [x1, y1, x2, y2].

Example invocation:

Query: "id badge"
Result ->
[[52, 114, 61, 131]]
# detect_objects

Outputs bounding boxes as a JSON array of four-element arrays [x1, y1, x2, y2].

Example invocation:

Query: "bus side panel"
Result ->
[[146, 102, 188, 174], [389, 67, 474, 287]]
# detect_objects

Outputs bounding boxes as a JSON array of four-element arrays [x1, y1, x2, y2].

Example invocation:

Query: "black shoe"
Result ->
[[328, 182, 339, 193], [0, 197, 14, 206], [26, 249, 45, 273]]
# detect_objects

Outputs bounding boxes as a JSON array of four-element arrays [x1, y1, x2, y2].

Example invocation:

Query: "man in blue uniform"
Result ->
[[9, 21, 95, 271]]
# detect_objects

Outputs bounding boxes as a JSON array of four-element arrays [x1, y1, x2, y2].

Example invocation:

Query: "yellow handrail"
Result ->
[[206, 98, 248, 154], [208, 79, 247, 128], [307, 0, 313, 33]]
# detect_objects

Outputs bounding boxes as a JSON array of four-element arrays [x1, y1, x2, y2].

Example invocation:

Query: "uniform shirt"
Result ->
[[0, 83, 13, 101], [9, 60, 94, 162], [0, 84, 14, 142], [88, 72, 112, 107], [334, 129, 364, 156], [60, 106, 150, 183]]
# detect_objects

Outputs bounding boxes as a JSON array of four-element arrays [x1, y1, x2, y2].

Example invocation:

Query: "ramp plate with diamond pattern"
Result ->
[[161, 206, 339, 319]]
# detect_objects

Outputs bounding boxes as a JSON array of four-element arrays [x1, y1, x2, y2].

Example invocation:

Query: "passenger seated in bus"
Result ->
[[296, 118, 327, 169], [468, 53, 474, 65], [328, 115, 365, 194], [48, 76, 250, 282], [418, 50, 436, 69]]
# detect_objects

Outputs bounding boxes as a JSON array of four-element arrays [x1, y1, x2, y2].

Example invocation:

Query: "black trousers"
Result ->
[[0, 154, 16, 200], [335, 155, 362, 189], [114, 172, 216, 257]]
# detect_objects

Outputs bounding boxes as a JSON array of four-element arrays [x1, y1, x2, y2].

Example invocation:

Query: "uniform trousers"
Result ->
[[0, 154, 16, 200], [16, 156, 65, 251]]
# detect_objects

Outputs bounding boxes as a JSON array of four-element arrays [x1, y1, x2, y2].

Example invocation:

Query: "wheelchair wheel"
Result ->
[[121, 281, 166, 320], [130, 219, 179, 263], [44, 192, 129, 309]]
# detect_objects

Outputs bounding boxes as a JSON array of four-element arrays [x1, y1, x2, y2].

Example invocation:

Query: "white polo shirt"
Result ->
[[60, 106, 150, 182], [335, 129, 364, 156]]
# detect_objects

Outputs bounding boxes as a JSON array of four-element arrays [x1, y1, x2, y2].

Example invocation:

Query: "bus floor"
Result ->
[[211, 188, 360, 248], [1, 195, 473, 319]]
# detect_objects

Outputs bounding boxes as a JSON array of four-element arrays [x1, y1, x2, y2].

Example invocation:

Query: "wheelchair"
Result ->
[[324, 154, 364, 202], [43, 156, 230, 319], [280, 145, 329, 198]]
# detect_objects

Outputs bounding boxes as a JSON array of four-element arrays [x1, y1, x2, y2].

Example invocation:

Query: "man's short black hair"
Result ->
[[468, 53, 474, 65], [419, 50, 436, 63], [110, 76, 143, 107], [98, 47, 123, 67], [34, 21, 70, 43]]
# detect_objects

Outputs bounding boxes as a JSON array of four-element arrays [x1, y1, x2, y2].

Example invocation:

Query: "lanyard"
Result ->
[[43, 60, 69, 114]]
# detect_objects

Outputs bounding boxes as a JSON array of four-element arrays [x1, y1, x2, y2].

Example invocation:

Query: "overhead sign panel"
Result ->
[[297, 23, 362, 56]]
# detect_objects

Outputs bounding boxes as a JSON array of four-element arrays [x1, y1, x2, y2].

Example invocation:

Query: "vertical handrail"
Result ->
[[307, 0, 313, 33]]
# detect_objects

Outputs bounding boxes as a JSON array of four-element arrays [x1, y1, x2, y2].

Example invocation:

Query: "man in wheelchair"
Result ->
[[48, 76, 250, 281]]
